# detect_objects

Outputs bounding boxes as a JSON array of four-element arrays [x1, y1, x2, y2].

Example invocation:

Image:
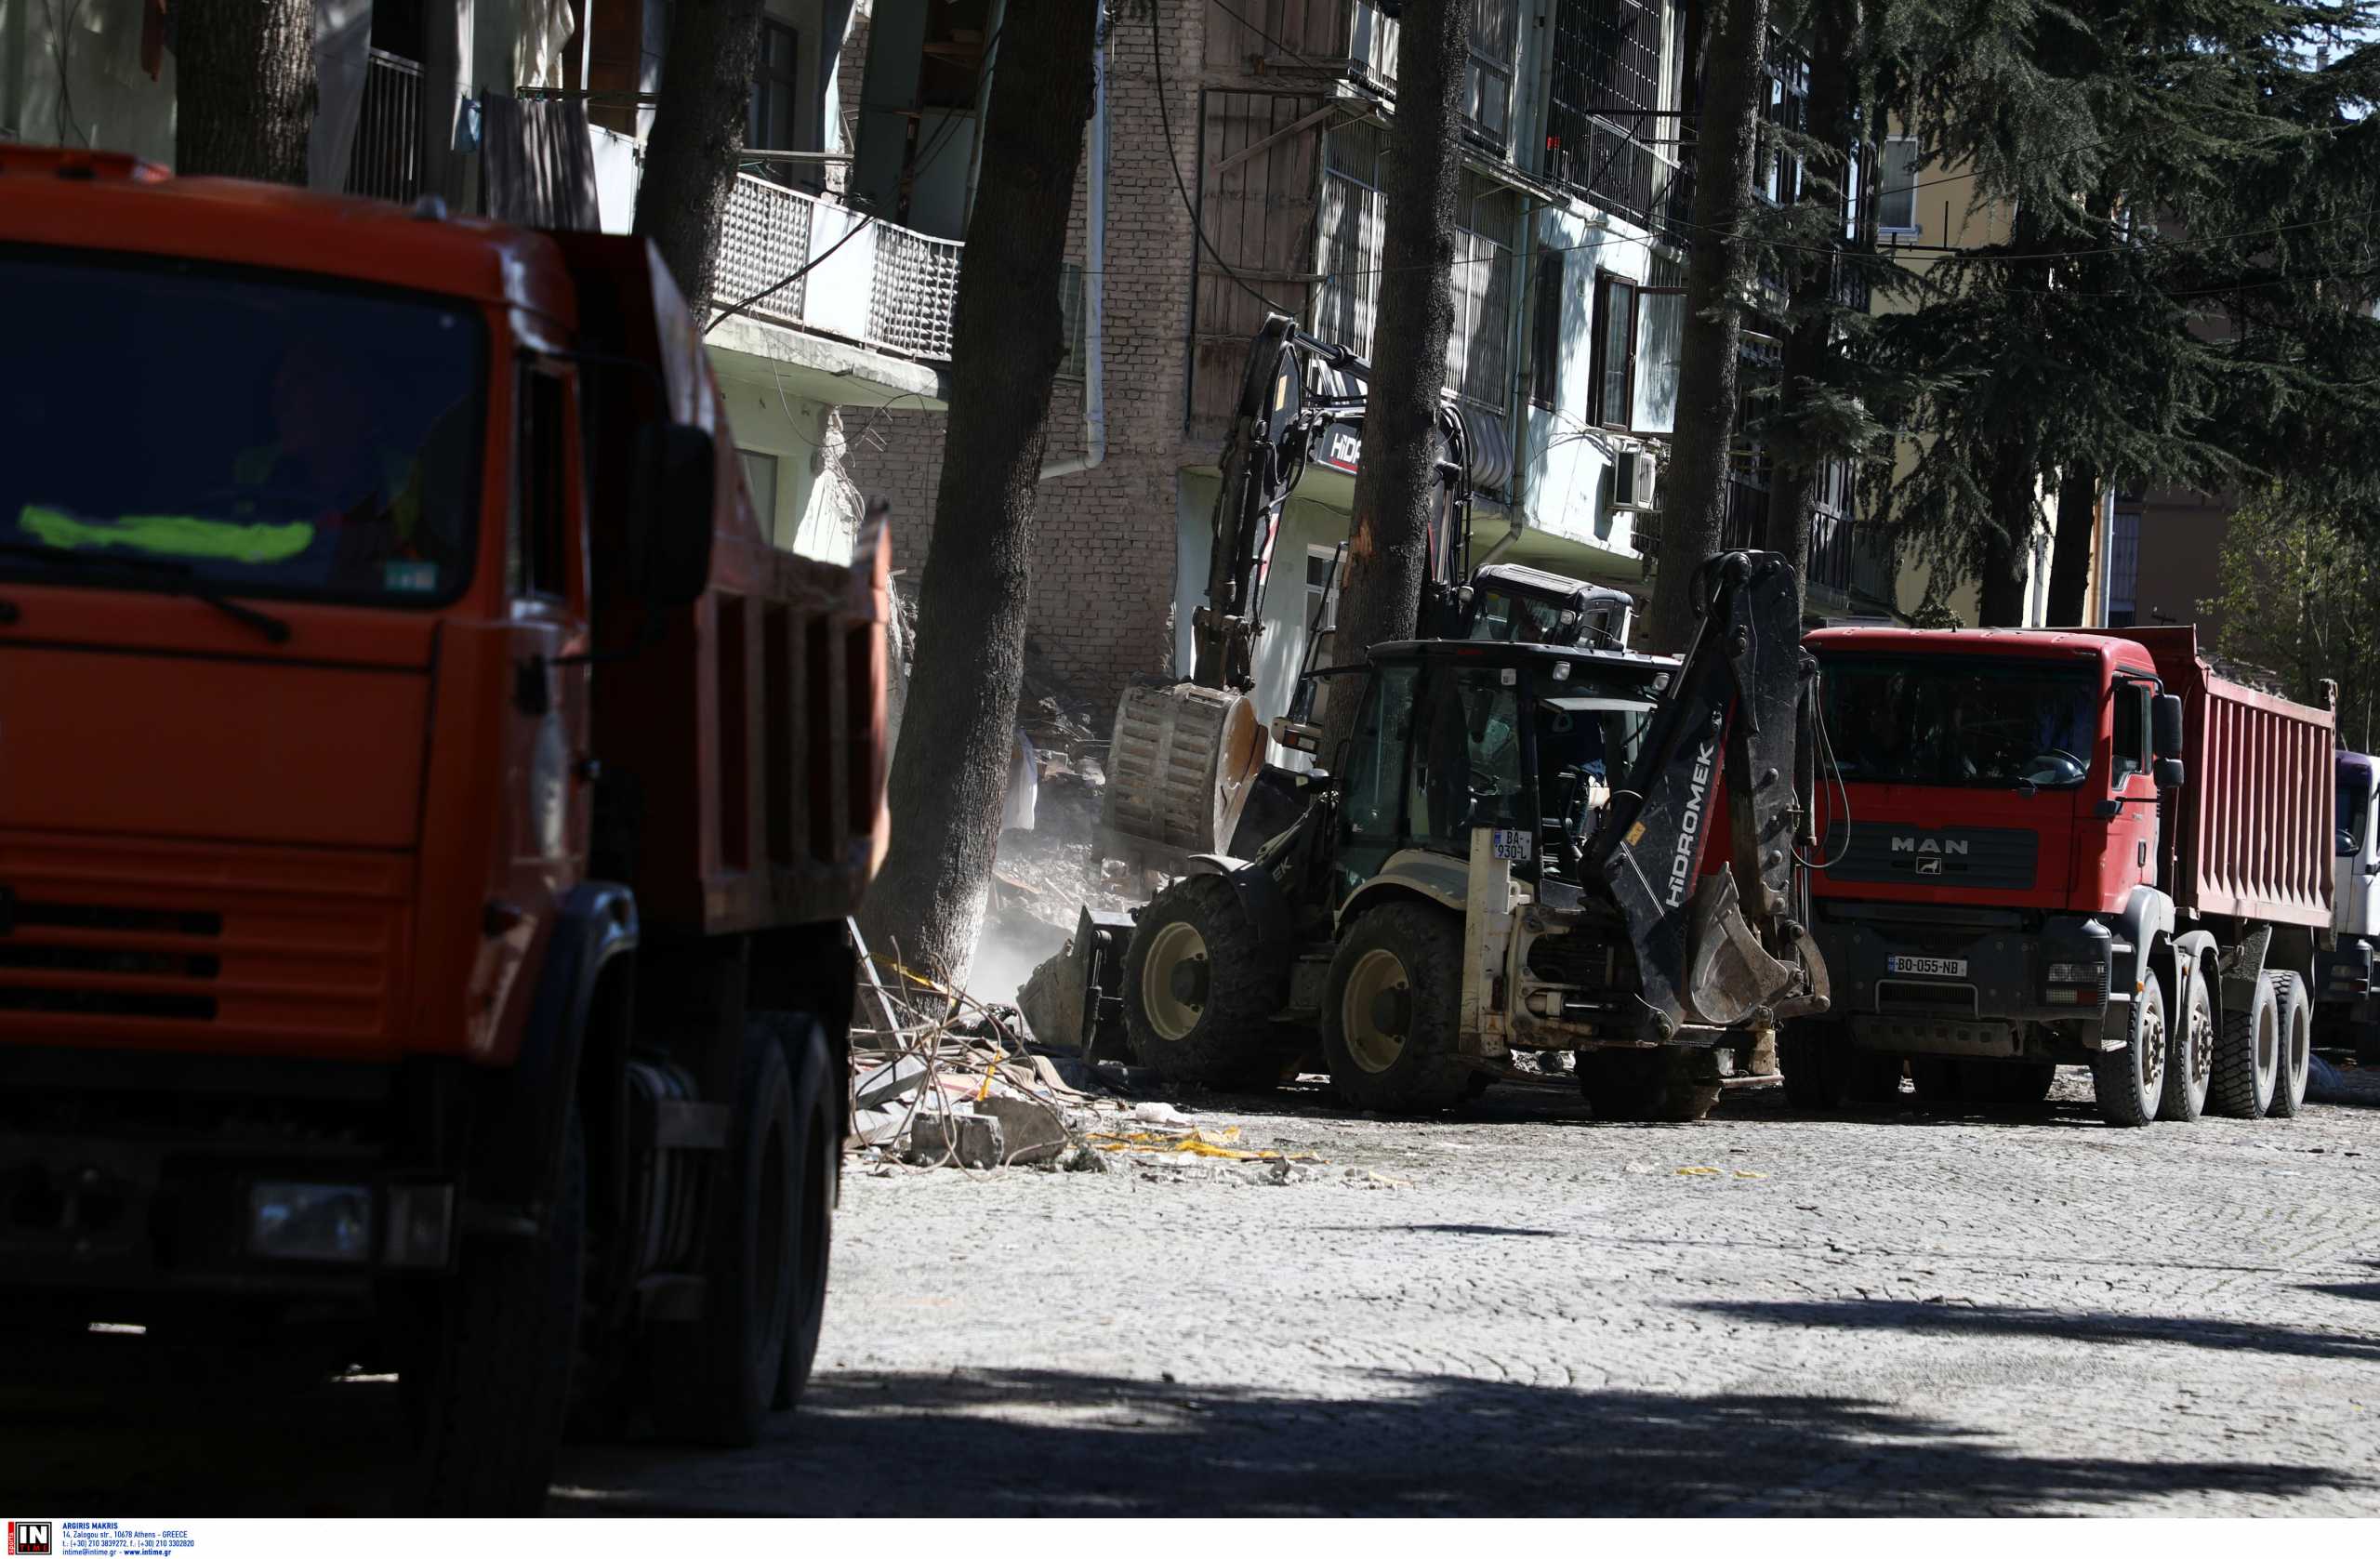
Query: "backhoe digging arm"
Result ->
[[1591, 550, 1831, 1037]]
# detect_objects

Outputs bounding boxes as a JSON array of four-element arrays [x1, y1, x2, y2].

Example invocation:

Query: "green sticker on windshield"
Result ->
[[18, 506, 315, 564], [384, 560, 439, 593]]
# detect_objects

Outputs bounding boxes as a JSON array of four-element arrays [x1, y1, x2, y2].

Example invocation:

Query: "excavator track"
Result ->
[[1099, 683, 1265, 866]]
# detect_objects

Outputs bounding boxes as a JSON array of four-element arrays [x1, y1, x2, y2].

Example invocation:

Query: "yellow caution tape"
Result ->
[[1675, 1166, 1720, 1176], [1086, 1129, 1316, 1163], [1734, 1170, 1768, 1181], [19, 505, 315, 564]]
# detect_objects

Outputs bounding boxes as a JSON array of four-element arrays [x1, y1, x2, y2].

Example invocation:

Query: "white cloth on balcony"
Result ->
[[516, 0, 578, 90], [308, 0, 375, 194]]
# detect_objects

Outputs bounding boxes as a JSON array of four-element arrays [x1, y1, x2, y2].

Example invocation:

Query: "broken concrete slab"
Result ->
[[910, 1109, 1005, 1169], [854, 1054, 931, 1111], [974, 1095, 1071, 1166]]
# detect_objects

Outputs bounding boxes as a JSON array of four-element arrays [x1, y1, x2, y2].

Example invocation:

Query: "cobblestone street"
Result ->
[[552, 1073, 2380, 1516], [12, 1073, 2379, 1516]]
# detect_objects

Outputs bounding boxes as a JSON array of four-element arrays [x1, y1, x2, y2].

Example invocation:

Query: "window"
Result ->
[[1876, 136, 1923, 233], [738, 449, 780, 541], [1464, 0, 1522, 148], [1342, 664, 1421, 841], [1057, 262, 1088, 379], [2106, 508, 2141, 627], [514, 365, 571, 600], [1304, 547, 1342, 635], [1588, 269, 1683, 431], [2112, 683, 2149, 786], [1411, 667, 1529, 849], [1530, 250, 1565, 409], [746, 20, 801, 188]]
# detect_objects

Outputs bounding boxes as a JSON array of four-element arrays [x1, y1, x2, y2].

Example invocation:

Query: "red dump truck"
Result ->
[[1788, 625, 2332, 1127], [0, 145, 887, 1510]]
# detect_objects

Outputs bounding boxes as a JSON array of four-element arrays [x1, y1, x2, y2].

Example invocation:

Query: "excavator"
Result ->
[[1097, 315, 1634, 874], [1116, 548, 1833, 1122]]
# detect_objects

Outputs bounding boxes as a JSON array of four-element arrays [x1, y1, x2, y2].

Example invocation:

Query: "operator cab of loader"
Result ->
[[1455, 564, 1634, 652]]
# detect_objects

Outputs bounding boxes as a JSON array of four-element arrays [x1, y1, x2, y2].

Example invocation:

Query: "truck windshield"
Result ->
[[1818, 653, 2097, 789], [0, 250, 485, 607]]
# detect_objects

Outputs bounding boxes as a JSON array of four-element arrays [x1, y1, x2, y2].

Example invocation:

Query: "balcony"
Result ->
[[344, 48, 423, 204], [715, 175, 963, 363]]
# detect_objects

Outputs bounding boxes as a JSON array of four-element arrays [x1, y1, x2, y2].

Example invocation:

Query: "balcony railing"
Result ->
[[345, 48, 422, 204], [716, 175, 962, 363]]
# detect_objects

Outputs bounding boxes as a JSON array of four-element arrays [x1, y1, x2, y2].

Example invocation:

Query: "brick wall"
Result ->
[[843, 1, 1213, 708]]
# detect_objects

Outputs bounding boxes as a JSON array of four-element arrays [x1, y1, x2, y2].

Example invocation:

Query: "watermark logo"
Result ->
[[8, 1522, 52, 1556]]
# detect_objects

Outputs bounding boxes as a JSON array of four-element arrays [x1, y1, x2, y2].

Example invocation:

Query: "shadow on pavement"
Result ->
[[543, 1367, 2367, 1516], [1688, 1298, 2380, 1363]]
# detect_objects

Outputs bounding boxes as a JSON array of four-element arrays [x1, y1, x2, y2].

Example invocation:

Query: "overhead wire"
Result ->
[[1148, 1, 1297, 317]]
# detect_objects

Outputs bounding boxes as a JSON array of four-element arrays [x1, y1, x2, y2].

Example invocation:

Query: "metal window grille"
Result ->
[[345, 49, 423, 204]]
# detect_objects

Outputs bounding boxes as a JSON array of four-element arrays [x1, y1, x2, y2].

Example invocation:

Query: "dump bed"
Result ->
[[550, 232, 890, 938], [2104, 628, 2334, 927]]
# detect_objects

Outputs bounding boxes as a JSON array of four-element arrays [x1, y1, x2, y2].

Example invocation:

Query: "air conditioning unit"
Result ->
[[1611, 446, 1661, 513]]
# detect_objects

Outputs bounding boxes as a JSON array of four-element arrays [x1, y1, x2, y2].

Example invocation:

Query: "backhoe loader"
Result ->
[[1117, 550, 1831, 1121]]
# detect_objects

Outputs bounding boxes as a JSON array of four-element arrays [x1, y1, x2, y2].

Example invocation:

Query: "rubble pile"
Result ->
[[843, 927, 1327, 1180]]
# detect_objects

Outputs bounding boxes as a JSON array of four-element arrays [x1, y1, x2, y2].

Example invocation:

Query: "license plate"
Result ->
[[1491, 828, 1533, 862], [1887, 955, 1967, 978]]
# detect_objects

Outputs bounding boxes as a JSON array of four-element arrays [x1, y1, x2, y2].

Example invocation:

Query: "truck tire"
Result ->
[[1320, 902, 1471, 1113], [1122, 875, 1283, 1090], [2210, 972, 2279, 1119], [1580, 1048, 1723, 1123], [648, 1018, 800, 1447], [2268, 971, 2312, 1119], [2093, 970, 2166, 1127], [766, 1013, 838, 1413], [1964, 1060, 2056, 1106], [408, 1104, 585, 1514], [1778, 1021, 1855, 1110], [2162, 958, 2216, 1123]]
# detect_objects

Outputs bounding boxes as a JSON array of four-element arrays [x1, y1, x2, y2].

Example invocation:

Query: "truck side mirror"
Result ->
[[638, 422, 717, 608], [2154, 756, 2186, 790], [2152, 694, 2184, 757]]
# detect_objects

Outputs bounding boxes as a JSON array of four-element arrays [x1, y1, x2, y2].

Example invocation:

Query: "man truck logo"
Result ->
[[8, 1523, 51, 1555], [1892, 837, 1969, 856], [1666, 707, 1726, 909], [1915, 857, 1943, 876]]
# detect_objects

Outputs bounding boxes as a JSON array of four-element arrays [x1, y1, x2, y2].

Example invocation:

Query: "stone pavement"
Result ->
[[9, 1073, 2377, 1515], [552, 1073, 2380, 1516]]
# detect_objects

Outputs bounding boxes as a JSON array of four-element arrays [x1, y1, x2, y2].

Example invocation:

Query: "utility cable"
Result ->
[[1149, 3, 1296, 317]]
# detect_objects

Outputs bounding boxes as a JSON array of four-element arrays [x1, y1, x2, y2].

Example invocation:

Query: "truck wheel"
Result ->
[[2210, 972, 2279, 1119], [2162, 959, 2215, 1123], [2268, 971, 2312, 1118], [649, 1018, 800, 1447], [1123, 875, 1283, 1090], [2092, 970, 2165, 1127], [1963, 1060, 2056, 1106], [1320, 902, 1470, 1113], [765, 1014, 838, 1412], [407, 1103, 585, 1514], [1777, 1021, 1844, 1111], [1580, 1049, 1722, 1123]]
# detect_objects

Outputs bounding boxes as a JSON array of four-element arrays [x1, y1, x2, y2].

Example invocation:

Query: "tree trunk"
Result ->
[[174, 0, 315, 183], [2045, 465, 2099, 626], [1977, 443, 2036, 626], [855, 2, 1099, 986], [1762, 0, 1859, 628], [635, 0, 769, 321], [1319, 0, 1473, 758], [1643, 0, 1772, 654]]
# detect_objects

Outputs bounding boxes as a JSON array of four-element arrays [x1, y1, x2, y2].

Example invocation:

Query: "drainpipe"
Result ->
[[1038, 15, 1107, 482]]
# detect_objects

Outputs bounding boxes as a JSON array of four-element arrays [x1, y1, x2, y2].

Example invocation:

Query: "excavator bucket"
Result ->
[[1097, 683, 1267, 870]]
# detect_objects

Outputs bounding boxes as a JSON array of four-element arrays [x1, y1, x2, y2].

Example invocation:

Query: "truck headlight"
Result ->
[[248, 1182, 373, 1263], [2046, 962, 2105, 985]]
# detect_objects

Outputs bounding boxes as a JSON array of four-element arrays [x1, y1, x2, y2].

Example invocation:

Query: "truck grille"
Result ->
[[1819, 825, 2038, 891], [0, 836, 406, 1048]]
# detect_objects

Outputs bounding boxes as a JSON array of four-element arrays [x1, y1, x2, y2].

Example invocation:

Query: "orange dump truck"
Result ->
[[0, 145, 888, 1510]]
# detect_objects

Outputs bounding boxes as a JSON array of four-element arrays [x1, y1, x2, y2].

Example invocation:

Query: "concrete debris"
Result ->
[[841, 922, 1312, 1175], [974, 1095, 1071, 1166], [910, 1108, 1005, 1169]]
